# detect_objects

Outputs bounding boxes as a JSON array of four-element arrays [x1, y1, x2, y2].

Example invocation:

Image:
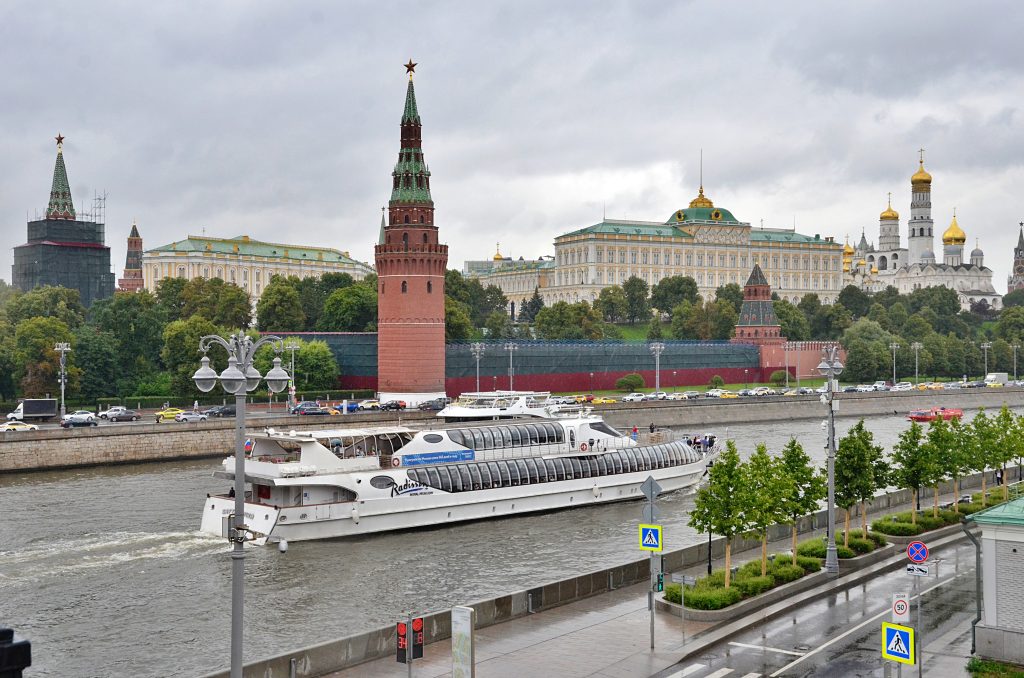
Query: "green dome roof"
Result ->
[[667, 206, 740, 224]]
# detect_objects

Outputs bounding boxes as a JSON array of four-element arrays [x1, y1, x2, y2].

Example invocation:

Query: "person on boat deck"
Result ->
[[631, 425, 639, 441], [355, 444, 364, 457], [228, 487, 235, 497], [649, 422, 656, 434]]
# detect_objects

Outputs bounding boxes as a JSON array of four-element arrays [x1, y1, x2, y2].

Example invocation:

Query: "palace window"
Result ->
[[697, 253, 704, 266], [675, 253, 681, 266], [596, 249, 603, 263], [642, 251, 648, 264], [729, 254, 736, 267], [686, 253, 693, 266], [782, 257, 789, 270], [631, 251, 638, 264], [652, 252, 659, 265], [427, 281, 433, 293]]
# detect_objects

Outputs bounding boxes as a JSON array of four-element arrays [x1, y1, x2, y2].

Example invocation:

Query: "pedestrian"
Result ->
[[193, 400, 199, 413], [649, 422, 656, 434], [631, 425, 639, 441], [996, 468, 1004, 486]]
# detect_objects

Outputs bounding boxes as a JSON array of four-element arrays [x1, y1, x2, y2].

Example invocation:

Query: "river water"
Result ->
[[0, 407, 1015, 677]]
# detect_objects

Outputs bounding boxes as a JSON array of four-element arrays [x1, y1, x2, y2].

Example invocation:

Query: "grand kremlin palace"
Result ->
[[469, 185, 844, 311]]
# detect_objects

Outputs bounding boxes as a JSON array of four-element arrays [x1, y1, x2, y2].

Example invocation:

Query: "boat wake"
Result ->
[[0, 531, 223, 587]]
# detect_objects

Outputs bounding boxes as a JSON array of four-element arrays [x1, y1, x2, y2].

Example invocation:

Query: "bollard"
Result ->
[[0, 627, 32, 678]]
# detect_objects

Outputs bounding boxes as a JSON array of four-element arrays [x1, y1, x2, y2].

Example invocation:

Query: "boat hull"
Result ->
[[200, 462, 707, 543]]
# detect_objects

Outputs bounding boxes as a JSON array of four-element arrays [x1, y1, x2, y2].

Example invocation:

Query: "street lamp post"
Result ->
[[981, 341, 993, 377], [1014, 344, 1020, 382], [192, 332, 290, 678], [784, 342, 790, 388], [911, 342, 923, 384], [889, 342, 900, 385], [470, 342, 485, 392], [54, 342, 71, 417], [504, 342, 518, 391], [650, 342, 665, 392], [285, 341, 300, 408], [589, 371, 594, 392], [672, 370, 677, 392], [744, 368, 749, 389], [817, 345, 844, 576]]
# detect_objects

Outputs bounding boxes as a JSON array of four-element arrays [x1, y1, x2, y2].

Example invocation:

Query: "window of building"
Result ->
[[772, 256, 779, 268], [401, 280, 408, 293], [719, 254, 726, 267], [203, 266, 210, 278], [596, 249, 603, 263], [696, 253, 704, 266], [782, 257, 789, 270], [652, 252, 659, 265], [686, 253, 693, 266], [619, 250, 626, 264], [631, 251, 637, 264], [729, 254, 736, 267], [675, 253, 681, 266], [427, 281, 433, 293]]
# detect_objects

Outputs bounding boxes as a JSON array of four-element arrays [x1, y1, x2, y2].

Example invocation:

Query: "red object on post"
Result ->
[[396, 621, 408, 664]]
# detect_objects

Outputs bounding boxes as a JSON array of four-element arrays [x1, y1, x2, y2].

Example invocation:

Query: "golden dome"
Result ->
[[911, 160, 932, 186], [843, 239, 855, 256], [880, 194, 899, 220], [942, 212, 966, 245], [858, 259, 866, 267], [871, 266, 879, 274], [842, 261, 850, 272], [688, 185, 714, 209], [493, 243, 504, 260]]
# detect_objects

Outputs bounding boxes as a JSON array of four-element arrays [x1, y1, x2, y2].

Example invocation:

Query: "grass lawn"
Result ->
[[967, 658, 1024, 677]]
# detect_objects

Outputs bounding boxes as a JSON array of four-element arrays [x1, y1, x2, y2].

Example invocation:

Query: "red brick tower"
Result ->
[[733, 264, 784, 345], [374, 61, 448, 403], [118, 220, 144, 292]]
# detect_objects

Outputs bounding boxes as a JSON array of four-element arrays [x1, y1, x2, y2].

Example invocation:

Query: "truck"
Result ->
[[6, 398, 59, 422], [984, 372, 1009, 386]]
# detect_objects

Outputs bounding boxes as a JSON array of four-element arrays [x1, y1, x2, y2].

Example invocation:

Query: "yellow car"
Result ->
[[986, 381, 1004, 388], [155, 407, 185, 422], [927, 382, 944, 390], [718, 391, 740, 399], [591, 396, 617, 404], [0, 421, 39, 432]]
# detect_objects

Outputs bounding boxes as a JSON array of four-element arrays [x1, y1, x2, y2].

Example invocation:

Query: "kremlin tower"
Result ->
[[374, 61, 448, 403], [118, 221, 144, 292]]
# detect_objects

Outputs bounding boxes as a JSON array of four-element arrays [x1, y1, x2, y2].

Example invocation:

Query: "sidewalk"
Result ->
[[325, 490, 981, 678]]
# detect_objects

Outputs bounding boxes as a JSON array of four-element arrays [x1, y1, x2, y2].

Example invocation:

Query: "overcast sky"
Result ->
[[3, 1, 1023, 293]]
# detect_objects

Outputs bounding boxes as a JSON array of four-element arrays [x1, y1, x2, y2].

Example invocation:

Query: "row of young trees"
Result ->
[[689, 409, 1021, 589]]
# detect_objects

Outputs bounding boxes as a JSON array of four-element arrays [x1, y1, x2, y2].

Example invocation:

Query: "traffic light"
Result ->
[[655, 572, 664, 592], [396, 618, 424, 663], [396, 621, 408, 664]]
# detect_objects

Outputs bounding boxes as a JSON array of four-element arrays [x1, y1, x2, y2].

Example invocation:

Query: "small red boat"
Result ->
[[907, 407, 963, 423]]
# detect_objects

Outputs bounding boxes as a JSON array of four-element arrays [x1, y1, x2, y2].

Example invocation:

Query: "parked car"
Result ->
[[943, 382, 962, 390], [752, 387, 776, 396], [645, 392, 668, 401], [292, 402, 329, 415], [574, 394, 595, 403], [417, 398, 447, 411], [842, 385, 859, 393], [174, 412, 209, 423], [379, 400, 407, 411], [964, 380, 986, 388], [155, 407, 184, 422], [0, 421, 39, 432], [357, 399, 380, 411], [61, 410, 98, 427], [621, 393, 646, 402], [718, 391, 739, 399], [891, 382, 914, 391], [737, 388, 754, 397], [590, 396, 617, 404], [108, 409, 141, 422], [872, 381, 890, 391], [663, 393, 687, 401], [855, 384, 874, 392], [705, 389, 724, 398], [203, 404, 236, 418], [681, 391, 701, 400], [99, 406, 127, 420]]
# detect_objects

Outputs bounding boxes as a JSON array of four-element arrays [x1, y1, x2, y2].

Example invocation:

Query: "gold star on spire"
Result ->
[[404, 59, 417, 77]]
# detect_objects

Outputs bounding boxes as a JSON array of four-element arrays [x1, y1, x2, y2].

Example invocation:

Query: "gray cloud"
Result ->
[[2, 0, 1023, 296]]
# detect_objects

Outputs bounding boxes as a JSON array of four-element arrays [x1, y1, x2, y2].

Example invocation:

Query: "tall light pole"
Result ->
[[192, 332, 290, 678], [817, 345, 844, 576], [1014, 344, 1020, 382], [650, 342, 665, 392], [889, 342, 900, 385], [911, 341, 923, 384], [589, 371, 594, 392], [981, 341, 993, 377], [54, 342, 71, 417], [285, 341, 300, 407], [504, 342, 518, 391], [470, 342, 485, 392], [672, 370, 677, 391]]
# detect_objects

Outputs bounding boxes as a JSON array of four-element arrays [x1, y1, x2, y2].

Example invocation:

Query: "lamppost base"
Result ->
[[824, 547, 839, 576]]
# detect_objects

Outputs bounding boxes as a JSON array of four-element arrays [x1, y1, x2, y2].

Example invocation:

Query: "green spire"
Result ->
[[47, 134, 75, 220], [402, 78, 420, 124], [378, 208, 386, 245]]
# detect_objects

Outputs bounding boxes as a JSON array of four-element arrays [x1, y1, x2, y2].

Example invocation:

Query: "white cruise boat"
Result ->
[[199, 414, 719, 544], [437, 390, 561, 420]]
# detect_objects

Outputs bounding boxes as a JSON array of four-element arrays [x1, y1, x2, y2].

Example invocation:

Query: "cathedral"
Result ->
[[845, 153, 1001, 312]]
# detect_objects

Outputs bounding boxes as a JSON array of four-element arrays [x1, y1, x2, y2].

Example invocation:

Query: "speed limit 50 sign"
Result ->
[[892, 592, 910, 623]]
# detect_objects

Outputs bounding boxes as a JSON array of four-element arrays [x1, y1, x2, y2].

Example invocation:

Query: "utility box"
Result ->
[[0, 626, 32, 678], [972, 498, 1024, 664]]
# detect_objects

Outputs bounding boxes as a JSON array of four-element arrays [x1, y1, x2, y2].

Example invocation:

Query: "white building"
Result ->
[[142, 234, 374, 302]]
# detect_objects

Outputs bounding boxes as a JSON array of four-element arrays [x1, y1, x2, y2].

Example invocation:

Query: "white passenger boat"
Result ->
[[437, 390, 560, 420], [198, 413, 719, 544]]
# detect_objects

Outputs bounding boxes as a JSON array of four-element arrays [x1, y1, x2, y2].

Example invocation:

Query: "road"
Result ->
[[655, 541, 977, 678]]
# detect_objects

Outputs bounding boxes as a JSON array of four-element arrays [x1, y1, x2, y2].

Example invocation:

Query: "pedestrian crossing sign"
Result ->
[[639, 524, 663, 552], [881, 622, 915, 664]]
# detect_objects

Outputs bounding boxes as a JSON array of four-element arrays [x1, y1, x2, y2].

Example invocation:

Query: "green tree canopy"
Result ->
[[14, 316, 76, 397], [773, 299, 811, 340], [444, 297, 475, 342], [256, 277, 306, 332], [534, 301, 608, 340], [622, 276, 652, 325], [834, 420, 879, 543], [714, 283, 743, 314], [779, 438, 826, 564], [594, 286, 627, 323], [160, 315, 226, 397], [179, 278, 252, 328], [72, 325, 119, 400], [7, 285, 86, 329], [743, 443, 794, 575], [651, 276, 699, 314], [689, 440, 749, 587], [318, 284, 377, 331], [517, 288, 544, 323], [155, 277, 189, 323]]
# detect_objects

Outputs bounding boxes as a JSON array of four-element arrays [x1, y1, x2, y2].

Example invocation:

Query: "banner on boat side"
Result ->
[[401, 450, 476, 466], [639, 524, 663, 552]]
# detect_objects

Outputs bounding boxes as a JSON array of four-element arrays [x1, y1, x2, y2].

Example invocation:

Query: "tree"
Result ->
[[997, 307, 1024, 343], [743, 443, 793, 575], [837, 285, 871, 318], [841, 420, 886, 537], [161, 315, 225, 397], [835, 420, 876, 544], [689, 441, 749, 588], [715, 283, 743, 314], [992, 406, 1022, 501], [180, 278, 252, 328], [890, 421, 931, 525], [88, 291, 168, 393], [645, 316, 664, 340], [155, 277, 189, 323], [969, 409, 1000, 506], [921, 418, 955, 518], [615, 373, 644, 391], [594, 286, 627, 323], [622, 276, 652, 325], [779, 438, 826, 565], [257, 278, 306, 331], [946, 417, 975, 512], [484, 311, 515, 340], [651, 276, 699, 314], [318, 284, 377, 331], [517, 288, 544, 323], [709, 375, 725, 388], [773, 300, 810, 340], [292, 340, 339, 390], [6, 285, 86, 329], [72, 325, 119, 401], [1002, 288, 1024, 308], [671, 299, 737, 340], [14, 316, 77, 397], [0, 325, 17, 400], [444, 297, 475, 342], [534, 301, 608, 340]]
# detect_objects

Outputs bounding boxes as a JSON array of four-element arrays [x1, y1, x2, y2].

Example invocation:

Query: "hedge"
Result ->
[[796, 538, 856, 560], [682, 585, 743, 610], [665, 552, 816, 611]]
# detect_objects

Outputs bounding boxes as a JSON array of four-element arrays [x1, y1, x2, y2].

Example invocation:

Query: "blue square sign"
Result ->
[[638, 524, 663, 552], [881, 622, 915, 665]]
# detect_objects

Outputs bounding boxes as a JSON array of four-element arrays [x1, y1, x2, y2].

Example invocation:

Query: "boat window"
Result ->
[[476, 463, 491, 490], [544, 424, 560, 443], [487, 462, 503, 488], [588, 421, 621, 437], [481, 428, 495, 450], [496, 461, 512, 485], [499, 426, 512, 447], [596, 455, 608, 476], [525, 424, 541, 445], [458, 465, 471, 490], [370, 475, 395, 489], [607, 452, 620, 474], [638, 449, 652, 471], [655, 446, 667, 468], [668, 444, 681, 465], [467, 429, 482, 450], [569, 429, 576, 449], [623, 449, 638, 473], [525, 458, 540, 483], [569, 457, 584, 478], [553, 458, 567, 481], [537, 425, 549, 445], [542, 459, 555, 480], [514, 459, 530, 485], [437, 467, 454, 492], [406, 469, 422, 485], [509, 426, 522, 446], [449, 430, 465, 447], [586, 457, 600, 477], [447, 466, 463, 492], [423, 434, 444, 444], [425, 468, 442, 488]]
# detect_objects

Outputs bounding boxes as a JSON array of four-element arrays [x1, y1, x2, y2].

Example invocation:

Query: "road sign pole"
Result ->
[[916, 579, 922, 678], [639, 475, 662, 652]]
